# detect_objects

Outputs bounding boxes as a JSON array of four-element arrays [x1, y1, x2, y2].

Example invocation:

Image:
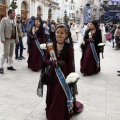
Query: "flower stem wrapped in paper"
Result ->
[[98, 43, 105, 59], [46, 42, 57, 61]]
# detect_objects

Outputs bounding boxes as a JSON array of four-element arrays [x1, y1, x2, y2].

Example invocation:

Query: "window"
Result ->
[[87, 0, 94, 5], [73, 5, 75, 10], [0, 0, 5, 4], [21, 1, 27, 10], [72, 13, 75, 18], [71, 0, 73, 3]]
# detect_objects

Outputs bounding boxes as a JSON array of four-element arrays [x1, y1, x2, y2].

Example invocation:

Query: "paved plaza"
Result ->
[[0, 34, 120, 120]]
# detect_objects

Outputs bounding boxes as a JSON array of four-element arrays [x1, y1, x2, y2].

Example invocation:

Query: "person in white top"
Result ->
[[43, 20, 50, 41], [100, 24, 106, 43], [70, 23, 78, 42]]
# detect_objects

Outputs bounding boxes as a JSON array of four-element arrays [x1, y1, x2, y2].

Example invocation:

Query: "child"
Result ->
[[44, 24, 83, 120]]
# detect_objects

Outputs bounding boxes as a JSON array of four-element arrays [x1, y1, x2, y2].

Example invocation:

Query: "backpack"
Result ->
[[26, 23, 32, 33]]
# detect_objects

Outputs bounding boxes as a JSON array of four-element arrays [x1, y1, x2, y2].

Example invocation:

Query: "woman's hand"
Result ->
[[57, 60, 65, 67], [50, 60, 58, 68], [89, 39, 94, 43]]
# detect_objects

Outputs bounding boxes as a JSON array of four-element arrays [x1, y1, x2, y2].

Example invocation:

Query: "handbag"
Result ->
[[37, 65, 53, 97], [39, 64, 53, 86]]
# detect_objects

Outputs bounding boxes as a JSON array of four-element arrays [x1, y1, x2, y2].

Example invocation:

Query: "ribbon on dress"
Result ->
[[34, 34, 45, 57], [89, 32, 100, 68], [90, 40, 100, 67], [55, 66, 73, 112], [33, 34, 45, 97]]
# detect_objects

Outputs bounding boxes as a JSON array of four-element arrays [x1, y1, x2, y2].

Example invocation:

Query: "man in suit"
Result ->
[[0, 9, 19, 74]]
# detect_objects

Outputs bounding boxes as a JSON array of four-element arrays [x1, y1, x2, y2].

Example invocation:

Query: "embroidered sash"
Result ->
[[89, 32, 100, 67], [33, 34, 45, 57], [55, 67, 73, 112], [90, 41, 100, 67], [33, 34, 45, 97]]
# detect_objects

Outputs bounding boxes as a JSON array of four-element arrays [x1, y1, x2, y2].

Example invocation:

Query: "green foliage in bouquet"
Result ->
[[10, 2, 18, 10]]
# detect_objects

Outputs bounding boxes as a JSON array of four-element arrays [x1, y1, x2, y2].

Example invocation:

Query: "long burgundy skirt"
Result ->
[[80, 44, 100, 75], [28, 40, 42, 71]]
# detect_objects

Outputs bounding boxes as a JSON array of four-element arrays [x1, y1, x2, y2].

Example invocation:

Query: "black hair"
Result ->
[[31, 16, 35, 20], [34, 17, 44, 36], [8, 9, 14, 15], [35, 17, 43, 27], [90, 20, 99, 30]]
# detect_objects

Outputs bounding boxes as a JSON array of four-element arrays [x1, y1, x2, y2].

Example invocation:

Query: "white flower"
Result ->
[[66, 72, 80, 84], [40, 43, 47, 49], [98, 43, 105, 46]]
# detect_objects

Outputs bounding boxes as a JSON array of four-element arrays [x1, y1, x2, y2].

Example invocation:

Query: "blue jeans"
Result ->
[[15, 38, 23, 58], [45, 34, 50, 42]]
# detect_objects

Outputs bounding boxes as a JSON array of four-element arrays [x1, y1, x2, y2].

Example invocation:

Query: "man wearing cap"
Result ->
[[15, 14, 26, 60], [0, 9, 19, 74]]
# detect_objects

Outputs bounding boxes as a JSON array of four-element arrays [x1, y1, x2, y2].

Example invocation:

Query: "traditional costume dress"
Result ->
[[100, 25, 106, 43], [80, 29, 102, 76], [44, 42, 83, 120], [28, 27, 45, 71]]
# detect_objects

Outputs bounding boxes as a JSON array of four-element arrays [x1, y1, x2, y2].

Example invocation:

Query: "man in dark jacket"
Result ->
[[26, 16, 35, 53]]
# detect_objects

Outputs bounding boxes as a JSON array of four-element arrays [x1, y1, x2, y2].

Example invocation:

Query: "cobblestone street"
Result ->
[[0, 34, 120, 120]]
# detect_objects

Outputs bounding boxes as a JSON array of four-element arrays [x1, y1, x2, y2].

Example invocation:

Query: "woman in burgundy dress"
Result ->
[[80, 20, 102, 76], [28, 18, 45, 71], [44, 24, 83, 120]]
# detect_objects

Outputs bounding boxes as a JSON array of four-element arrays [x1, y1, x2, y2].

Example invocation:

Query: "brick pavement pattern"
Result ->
[[0, 34, 120, 120]]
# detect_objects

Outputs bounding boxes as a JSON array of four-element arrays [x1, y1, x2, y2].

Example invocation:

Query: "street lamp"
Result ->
[[64, 10, 67, 23], [74, 16, 76, 22]]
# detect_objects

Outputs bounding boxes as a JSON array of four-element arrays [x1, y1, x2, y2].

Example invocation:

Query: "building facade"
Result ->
[[0, 0, 59, 22], [55, 0, 81, 23]]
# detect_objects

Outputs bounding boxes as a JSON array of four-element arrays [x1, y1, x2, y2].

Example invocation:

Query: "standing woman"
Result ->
[[28, 18, 45, 71], [70, 23, 78, 42], [44, 24, 83, 120], [80, 20, 102, 76], [100, 24, 106, 43]]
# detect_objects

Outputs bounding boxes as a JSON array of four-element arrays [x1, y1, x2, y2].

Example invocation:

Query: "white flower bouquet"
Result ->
[[40, 43, 47, 50], [66, 72, 80, 102], [66, 72, 80, 84], [98, 43, 105, 59]]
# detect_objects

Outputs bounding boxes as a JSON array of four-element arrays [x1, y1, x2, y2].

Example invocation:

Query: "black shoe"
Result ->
[[0, 68, 4, 74], [20, 56, 26, 59], [117, 71, 120, 73], [7, 66, 16, 71], [16, 57, 22, 60], [118, 74, 120, 76]]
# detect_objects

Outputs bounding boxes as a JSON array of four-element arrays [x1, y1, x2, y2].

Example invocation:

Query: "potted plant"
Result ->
[[9, 2, 18, 10]]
